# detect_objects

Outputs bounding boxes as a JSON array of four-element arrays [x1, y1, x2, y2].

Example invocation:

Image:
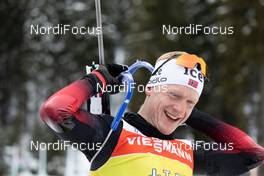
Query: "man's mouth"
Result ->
[[164, 110, 180, 122]]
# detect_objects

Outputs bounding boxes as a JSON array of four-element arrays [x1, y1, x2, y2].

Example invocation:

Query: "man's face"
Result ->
[[145, 84, 199, 135]]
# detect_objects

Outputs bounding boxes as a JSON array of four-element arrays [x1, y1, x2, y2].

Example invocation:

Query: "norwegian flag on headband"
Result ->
[[188, 79, 198, 88]]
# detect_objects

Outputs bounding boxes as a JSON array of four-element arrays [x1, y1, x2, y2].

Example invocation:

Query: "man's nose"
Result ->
[[172, 101, 186, 118]]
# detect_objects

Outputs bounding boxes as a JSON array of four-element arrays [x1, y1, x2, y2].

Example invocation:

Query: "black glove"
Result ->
[[84, 63, 128, 94], [106, 63, 128, 78]]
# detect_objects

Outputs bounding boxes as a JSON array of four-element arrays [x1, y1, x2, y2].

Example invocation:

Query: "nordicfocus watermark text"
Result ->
[[124, 138, 234, 152], [30, 24, 101, 36], [96, 83, 168, 93], [30, 140, 101, 151], [30, 139, 234, 152], [192, 141, 234, 151], [162, 24, 234, 35]]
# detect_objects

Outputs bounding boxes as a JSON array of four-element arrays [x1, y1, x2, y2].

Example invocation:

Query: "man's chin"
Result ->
[[159, 126, 178, 135], [163, 122, 182, 134], [156, 120, 181, 135]]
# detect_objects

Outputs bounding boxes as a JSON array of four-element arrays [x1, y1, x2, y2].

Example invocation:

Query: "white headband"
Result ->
[[146, 58, 204, 96]]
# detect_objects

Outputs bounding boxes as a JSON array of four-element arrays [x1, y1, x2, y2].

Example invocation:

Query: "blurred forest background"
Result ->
[[0, 0, 264, 175]]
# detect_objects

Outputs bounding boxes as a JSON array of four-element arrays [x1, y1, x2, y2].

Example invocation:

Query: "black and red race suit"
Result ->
[[40, 76, 264, 176]]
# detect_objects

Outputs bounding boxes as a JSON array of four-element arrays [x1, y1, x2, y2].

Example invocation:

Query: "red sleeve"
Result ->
[[39, 76, 123, 163], [188, 108, 264, 175], [39, 77, 96, 132]]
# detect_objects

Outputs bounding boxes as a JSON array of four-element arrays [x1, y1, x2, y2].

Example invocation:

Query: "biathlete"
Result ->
[[40, 51, 264, 175]]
